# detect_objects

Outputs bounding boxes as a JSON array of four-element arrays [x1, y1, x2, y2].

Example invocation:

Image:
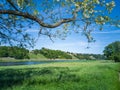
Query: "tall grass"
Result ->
[[0, 60, 120, 90]]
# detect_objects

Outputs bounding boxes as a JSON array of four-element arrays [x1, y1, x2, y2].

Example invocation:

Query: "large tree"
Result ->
[[103, 41, 120, 62], [0, 0, 119, 47]]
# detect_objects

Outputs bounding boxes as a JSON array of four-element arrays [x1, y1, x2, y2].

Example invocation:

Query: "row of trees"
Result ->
[[71, 41, 120, 62], [32, 48, 72, 59], [32, 47, 105, 60], [0, 46, 29, 59], [0, 41, 120, 62], [32, 41, 120, 62], [73, 53, 105, 60]]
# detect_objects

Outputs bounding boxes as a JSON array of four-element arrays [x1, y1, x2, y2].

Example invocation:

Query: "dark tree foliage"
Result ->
[[32, 48, 72, 59], [0, 46, 29, 59], [73, 53, 105, 60], [103, 41, 120, 62], [32, 47, 104, 60]]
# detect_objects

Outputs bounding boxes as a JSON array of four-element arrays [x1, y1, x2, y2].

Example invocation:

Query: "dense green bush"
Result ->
[[114, 55, 120, 62], [103, 41, 120, 62], [0, 46, 29, 59]]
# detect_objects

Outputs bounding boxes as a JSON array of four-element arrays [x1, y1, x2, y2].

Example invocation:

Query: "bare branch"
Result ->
[[7, 0, 19, 11]]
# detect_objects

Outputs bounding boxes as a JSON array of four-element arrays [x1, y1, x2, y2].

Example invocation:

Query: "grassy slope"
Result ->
[[0, 60, 120, 90], [70, 54, 79, 60], [28, 53, 47, 60], [29, 52, 79, 60], [0, 53, 47, 62]]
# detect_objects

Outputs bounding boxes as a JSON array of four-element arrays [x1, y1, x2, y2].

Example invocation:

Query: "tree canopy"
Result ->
[[0, 0, 119, 47], [103, 41, 120, 62], [0, 46, 29, 59]]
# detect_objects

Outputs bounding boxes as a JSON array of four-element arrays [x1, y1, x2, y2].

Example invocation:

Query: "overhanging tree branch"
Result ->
[[0, 0, 117, 47], [0, 10, 78, 28]]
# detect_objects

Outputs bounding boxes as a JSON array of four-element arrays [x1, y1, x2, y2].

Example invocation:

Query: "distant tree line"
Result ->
[[1, 40, 119, 62], [32, 47, 105, 60], [32, 48, 72, 59], [73, 53, 105, 60], [0, 46, 29, 59]]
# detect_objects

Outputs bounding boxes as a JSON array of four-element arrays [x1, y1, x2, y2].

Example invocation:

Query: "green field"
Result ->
[[0, 60, 120, 90]]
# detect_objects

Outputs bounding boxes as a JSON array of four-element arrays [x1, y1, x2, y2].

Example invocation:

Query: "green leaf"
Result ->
[[17, 0, 24, 9], [33, 10, 39, 15]]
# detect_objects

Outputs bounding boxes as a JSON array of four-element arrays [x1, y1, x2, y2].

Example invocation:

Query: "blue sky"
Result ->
[[29, 0, 120, 54], [0, 0, 120, 54], [28, 24, 120, 54]]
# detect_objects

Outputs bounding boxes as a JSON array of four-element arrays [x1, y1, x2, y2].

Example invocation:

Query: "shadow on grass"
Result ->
[[0, 67, 80, 90]]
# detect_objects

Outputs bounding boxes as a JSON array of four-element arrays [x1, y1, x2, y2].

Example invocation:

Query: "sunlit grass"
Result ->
[[0, 60, 120, 90]]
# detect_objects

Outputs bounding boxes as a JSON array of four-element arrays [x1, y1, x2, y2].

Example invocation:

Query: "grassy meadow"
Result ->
[[0, 60, 120, 90]]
